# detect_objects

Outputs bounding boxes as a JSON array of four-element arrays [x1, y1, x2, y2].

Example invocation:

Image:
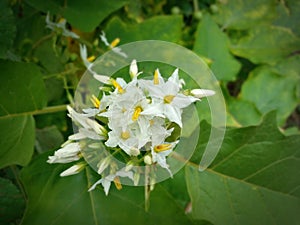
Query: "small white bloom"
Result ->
[[140, 69, 199, 127], [105, 126, 141, 156], [133, 172, 140, 186], [45, 13, 79, 39], [93, 73, 112, 85], [151, 141, 179, 177], [97, 157, 111, 174], [144, 155, 152, 165], [190, 89, 215, 98], [88, 168, 133, 195], [129, 59, 142, 79], [47, 142, 81, 164], [79, 44, 92, 68], [60, 163, 85, 177], [68, 128, 105, 141], [99, 31, 127, 58]]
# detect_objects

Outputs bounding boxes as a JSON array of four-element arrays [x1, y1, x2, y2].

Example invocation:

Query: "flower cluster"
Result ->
[[47, 60, 215, 195]]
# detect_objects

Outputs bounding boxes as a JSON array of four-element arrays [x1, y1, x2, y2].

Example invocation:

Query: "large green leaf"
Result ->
[[0, 177, 25, 224], [186, 167, 300, 225], [240, 56, 300, 125], [273, 0, 300, 37], [35, 126, 64, 153], [226, 98, 262, 127], [186, 112, 300, 224], [25, 0, 128, 32], [193, 14, 241, 81], [213, 0, 277, 30], [230, 25, 300, 64], [0, 0, 16, 59], [104, 15, 183, 44], [0, 60, 47, 168], [20, 152, 200, 225]]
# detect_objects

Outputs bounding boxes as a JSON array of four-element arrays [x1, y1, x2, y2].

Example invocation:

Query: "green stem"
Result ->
[[0, 105, 67, 119], [193, 0, 199, 12], [31, 33, 55, 52], [43, 67, 80, 80], [10, 165, 27, 201], [33, 104, 68, 116], [77, 38, 106, 55]]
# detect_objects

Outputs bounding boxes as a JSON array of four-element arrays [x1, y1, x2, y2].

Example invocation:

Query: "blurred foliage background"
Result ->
[[0, 0, 299, 224]]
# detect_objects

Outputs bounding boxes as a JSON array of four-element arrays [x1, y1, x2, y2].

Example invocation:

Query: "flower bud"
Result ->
[[97, 157, 111, 174], [60, 163, 85, 177], [144, 155, 152, 165], [190, 89, 215, 98]]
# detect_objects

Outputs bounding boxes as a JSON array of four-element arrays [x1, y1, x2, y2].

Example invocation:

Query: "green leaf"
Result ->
[[0, 0, 16, 58], [0, 177, 25, 224], [0, 60, 47, 168], [273, 0, 300, 37], [104, 15, 183, 44], [25, 0, 128, 32], [35, 126, 64, 153], [33, 39, 65, 74], [213, 0, 277, 30], [20, 152, 200, 225], [227, 98, 262, 127], [230, 25, 300, 64], [0, 116, 35, 169], [240, 56, 300, 125], [186, 112, 300, 224], [186, 167, 300, 225], [0, 60, 47, 116], [193, 14, 241, 81]]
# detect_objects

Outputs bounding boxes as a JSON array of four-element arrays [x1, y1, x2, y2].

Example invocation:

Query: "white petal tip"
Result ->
[[191, 89, 215, 98]]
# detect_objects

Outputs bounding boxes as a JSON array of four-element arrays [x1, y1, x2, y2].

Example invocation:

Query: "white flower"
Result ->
[[45, 13, 79, 39], [148, 117, 174, 145], [67, 106, 107, 134], [105, 125, 142, 156], [68, 128, 105, 141], [79, 44, 92, 68], [129, 60, 142, 79], [47, 142, 81, 164], [88, 168, 134, 195], [97, 156, 111, 174], [60, 163, 85, 177], [140, 69, 199, 127], [190, 89, 215, 98], [93, 73, 112, 85], [99, 31, 127, 58], [151, 141, 178, 177], [144, 155, 152, 165]]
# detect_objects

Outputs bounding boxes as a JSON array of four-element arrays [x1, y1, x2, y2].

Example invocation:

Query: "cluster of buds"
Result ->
[[47, 59, 215, 195]]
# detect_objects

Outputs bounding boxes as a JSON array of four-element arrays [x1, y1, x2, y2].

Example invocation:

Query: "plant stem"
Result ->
[[32, 105, 68, 116], [0, 105, 67, 119], [31, 33, 55, 51], [193, 0, 199, 12], [43, 67, 80, 80], [10, 165, 27, 201]]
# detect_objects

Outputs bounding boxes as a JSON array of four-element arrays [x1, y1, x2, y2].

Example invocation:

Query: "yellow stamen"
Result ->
[[121, 130, 130, 140], [113, 176, 122, 190], [153, 69, 159, 85], [164, 95, 175, 104], [149, 119, 155, 126], [132, 106, 143, 121], [90, 95, 100, 108], [58, 18, 65, 23], [110, 38, 120, 48], [87, 55, 96, 62], [154, 144, 172, 153], [112, 79, 124, 94]]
